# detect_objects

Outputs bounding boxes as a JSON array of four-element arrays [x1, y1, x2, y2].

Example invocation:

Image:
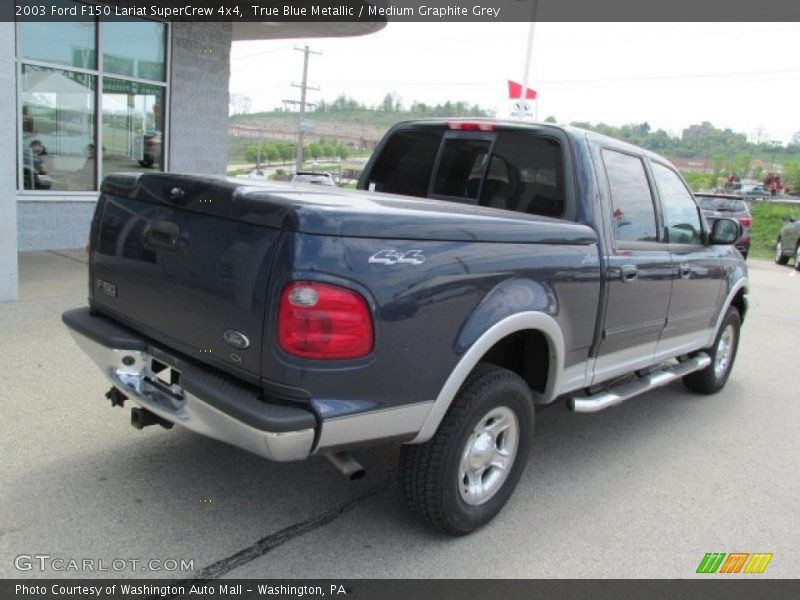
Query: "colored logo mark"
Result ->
[[696, 552, 773, 574]]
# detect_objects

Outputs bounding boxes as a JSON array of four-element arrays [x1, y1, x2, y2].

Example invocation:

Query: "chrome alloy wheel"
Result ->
[[714, 324, 735, 379], [458, 406, 519, 506]]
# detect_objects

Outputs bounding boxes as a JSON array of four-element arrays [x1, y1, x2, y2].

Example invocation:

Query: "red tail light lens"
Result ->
[[446, 120, 496, 131], [738, 218, 751, 227], [278, 282, 373, 360]]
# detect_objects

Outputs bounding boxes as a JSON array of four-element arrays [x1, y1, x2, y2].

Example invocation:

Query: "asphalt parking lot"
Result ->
[[1, 251, 798, 579]]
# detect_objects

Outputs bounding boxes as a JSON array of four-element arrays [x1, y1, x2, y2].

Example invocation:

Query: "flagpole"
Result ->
[[520, 0, 538, 121]]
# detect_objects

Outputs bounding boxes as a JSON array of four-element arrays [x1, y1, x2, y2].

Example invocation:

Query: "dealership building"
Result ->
[[0, 3, 383, 301]]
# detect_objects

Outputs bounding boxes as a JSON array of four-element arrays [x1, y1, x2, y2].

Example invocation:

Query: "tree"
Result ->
[[229, 93, 252, 115], [244, 144, 259, 163], [265, 147, 280, 164], [544, 116, 557, 123], [320, 143, 335, 158], [783, 159, 800, 193], [307, 143, 323, 160]]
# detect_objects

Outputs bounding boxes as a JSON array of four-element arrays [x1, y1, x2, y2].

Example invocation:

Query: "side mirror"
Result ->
[[709, 218, 741, 245]]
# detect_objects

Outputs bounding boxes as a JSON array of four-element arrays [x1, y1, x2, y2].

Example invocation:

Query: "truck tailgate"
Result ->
[[90, 175, 281, 381]]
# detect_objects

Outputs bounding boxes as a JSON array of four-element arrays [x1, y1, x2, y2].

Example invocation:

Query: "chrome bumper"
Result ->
[[67, 328, 315, 462]]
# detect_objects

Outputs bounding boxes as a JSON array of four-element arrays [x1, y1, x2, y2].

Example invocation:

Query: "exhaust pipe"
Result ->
[[325, 452, 366, 480], [131, 407, 174, 430]]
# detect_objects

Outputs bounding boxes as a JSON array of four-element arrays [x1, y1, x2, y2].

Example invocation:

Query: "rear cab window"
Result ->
[[361, 124, 567, 219]]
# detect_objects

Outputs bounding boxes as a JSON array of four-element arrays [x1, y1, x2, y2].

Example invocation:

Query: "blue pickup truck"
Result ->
[[63, 119, 748, 534]]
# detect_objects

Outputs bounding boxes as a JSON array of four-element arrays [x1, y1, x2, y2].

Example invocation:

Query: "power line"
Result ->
[[289, 68, 800, 93], [230, 45, 294, 61]]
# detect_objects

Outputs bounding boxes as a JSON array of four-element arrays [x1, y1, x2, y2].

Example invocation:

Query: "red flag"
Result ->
[[508, 80, 537, 100]]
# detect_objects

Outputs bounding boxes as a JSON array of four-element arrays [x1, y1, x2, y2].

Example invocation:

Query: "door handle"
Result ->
[[143, 220, 180, 251], [620, 264, 638, 283], [679, 263, 692, 279]]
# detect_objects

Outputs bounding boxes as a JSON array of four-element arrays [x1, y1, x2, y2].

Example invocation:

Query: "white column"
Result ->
[[0, 22, 18, 301]]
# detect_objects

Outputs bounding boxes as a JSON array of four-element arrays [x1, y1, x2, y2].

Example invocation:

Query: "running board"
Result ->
[[567, 353, 712, 413]]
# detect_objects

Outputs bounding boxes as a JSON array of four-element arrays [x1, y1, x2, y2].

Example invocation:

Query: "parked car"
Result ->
[[291, 170, 335, 186], [695, 194, 751, 259], [63, 120, 747, 534], [739, 184, 771, 198], [775, 216, 800, 269]]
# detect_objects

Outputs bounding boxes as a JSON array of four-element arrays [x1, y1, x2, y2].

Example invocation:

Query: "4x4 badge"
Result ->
[[369, 249, 426, 265]]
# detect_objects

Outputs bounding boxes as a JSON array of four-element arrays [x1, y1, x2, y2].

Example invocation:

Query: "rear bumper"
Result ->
[[62, 308, 316, 461]]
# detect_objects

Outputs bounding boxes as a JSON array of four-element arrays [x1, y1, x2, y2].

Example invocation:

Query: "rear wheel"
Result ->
[[683, 307, 740, 394], [399, 363, 534, 535], [775, 239, 789, 265]]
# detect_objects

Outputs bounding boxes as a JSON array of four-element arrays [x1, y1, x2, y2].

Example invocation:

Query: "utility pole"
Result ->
[[282, 45, 321, 172]]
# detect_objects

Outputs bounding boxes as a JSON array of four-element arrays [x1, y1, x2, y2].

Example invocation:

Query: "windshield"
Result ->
[[697, 197, 746, 212]]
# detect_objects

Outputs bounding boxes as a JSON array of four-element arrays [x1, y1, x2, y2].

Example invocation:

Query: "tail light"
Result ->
[[738, 218, 751, 227], [278, 282, 373, 360]]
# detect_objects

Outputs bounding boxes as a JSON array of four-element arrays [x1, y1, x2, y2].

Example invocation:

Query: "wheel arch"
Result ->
[[708, 278, 748, 347], [409, 312, 565, 444]]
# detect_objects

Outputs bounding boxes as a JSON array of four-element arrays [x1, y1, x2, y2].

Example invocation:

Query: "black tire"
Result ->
[[794, 243, 800, 271], [740, 250, 748, 261], [775, 238, 789, 265], [683, 307, 741, 394], [399, 363, 534, 535]]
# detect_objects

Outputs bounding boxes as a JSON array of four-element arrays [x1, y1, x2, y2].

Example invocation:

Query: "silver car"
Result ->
[[775, 216, 800, 269], [291, 170, 335, 186]]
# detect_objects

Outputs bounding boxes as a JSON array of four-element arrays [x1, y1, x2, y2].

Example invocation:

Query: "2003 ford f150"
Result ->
[[63, 119, 748, 534]]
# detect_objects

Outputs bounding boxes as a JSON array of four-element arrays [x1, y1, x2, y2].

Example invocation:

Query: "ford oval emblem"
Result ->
[[223, 330, 250, 350]]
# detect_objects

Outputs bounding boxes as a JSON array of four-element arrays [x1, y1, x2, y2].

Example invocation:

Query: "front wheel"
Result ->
[[683, 307, 741, 394], [775, 239, 789, 265], [399, 363, 534, 535]]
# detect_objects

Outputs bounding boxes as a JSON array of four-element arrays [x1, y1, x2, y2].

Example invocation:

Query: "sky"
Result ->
[[229, 22, 800, 144]]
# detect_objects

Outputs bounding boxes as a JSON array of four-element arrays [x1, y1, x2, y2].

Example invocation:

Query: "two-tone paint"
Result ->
[[76, 121, 747, 458]]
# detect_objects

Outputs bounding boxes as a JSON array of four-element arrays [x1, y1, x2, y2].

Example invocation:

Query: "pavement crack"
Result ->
[[47, 250, 87, 265], [158, 479, 394, 593]]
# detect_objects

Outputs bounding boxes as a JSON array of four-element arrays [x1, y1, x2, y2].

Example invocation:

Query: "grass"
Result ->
[[748, 200, 800, 259]]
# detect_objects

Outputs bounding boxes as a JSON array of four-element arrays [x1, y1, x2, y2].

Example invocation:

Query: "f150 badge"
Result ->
[[96, 278, 117, 298], [369, 249, 426, 265]]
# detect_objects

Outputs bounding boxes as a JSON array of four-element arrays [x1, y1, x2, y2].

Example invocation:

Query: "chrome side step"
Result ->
[[567, 353, 712, 413]]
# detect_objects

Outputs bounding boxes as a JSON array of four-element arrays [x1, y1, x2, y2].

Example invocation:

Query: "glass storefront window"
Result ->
[[102, 20, 167, 81], [102, 78, 164, 175], [18, 18, 96, 70], [17, 6, 168, 193], [20, 64, 96, 191]]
